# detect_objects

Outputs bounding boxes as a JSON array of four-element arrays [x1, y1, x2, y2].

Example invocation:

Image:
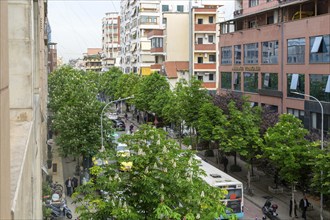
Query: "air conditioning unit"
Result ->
[[204, 34, 208, 38], [204, 53, 208, 58]]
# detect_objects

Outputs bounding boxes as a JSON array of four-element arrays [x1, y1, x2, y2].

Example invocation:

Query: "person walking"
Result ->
[[129, 124, 134, 134], [299, 195, 310, 220], [289, 197, 298, 218], [72, 176, 78, 193], [65, 177, 73, 197]]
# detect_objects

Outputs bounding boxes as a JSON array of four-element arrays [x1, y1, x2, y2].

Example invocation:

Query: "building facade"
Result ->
[[84, 48, 103, 72], [48, 42, 58, 73], [219, 0, 330, 133], [1, 0, 49, 218], [102, 12, 121, 70]]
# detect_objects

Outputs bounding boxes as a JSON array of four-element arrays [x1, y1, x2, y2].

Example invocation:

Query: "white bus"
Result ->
[[197, 156, 244, 219]]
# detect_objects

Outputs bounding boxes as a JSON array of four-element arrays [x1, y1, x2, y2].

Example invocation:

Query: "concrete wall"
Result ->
[[164, 13, 189, 61], [7, 0, 48, 218], [0, 0, 11, 219]]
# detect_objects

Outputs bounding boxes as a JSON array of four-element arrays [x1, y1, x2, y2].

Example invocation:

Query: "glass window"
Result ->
[[209, 16, 214, 24], [287, 38, 305, 64], [221, 46, 232, 64], [287, 73, 305, 98], [221, 72, 232, 89], [198, 57, 203, 63], [209, 55, 216, 62], [198, 19, 203, 24], [249, 0, 259, 7], [262, 41, 278, 64], [244, 72, 258, 93], [162, 5, 169, 12], [198, 75, 203, 81], [177, 5, 184, 12], [262, 73, 278, 90], [310, 74, 330, 102], [287, 108, 304, 122], [209, 74, 214, 81], [234, 45, 242, 64], [208, 35, 214, 43], [244, 43, 258, 64], [310, 35, 330, 63], [233, 72, 241, 91]]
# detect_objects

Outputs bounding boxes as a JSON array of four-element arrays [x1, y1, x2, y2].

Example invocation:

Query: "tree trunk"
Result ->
[[234, 152, 237, 166], [250, 158, 255, 176]]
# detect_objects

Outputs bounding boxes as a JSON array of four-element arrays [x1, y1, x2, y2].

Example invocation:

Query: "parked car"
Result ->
[[111, 119, 126, 131]]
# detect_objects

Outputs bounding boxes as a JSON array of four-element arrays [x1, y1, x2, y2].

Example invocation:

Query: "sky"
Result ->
[[48, 0, 120, 63]]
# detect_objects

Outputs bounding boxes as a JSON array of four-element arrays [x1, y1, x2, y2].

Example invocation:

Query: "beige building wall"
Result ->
[[0, 0, 11, 218], [164, 13, 189, 61], [0, 0, 48, 219]]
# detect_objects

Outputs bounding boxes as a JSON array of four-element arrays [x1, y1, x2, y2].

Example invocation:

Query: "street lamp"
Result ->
[[291, 91, 324, 220], [100, 96, 134, 152]]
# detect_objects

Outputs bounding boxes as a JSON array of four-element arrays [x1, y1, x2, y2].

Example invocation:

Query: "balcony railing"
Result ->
[[151, 63, 162, 70], [150, 47, 164, 53], [195, 44, 216, 51], [194, 63, 216, 69], [194, 24, 216, 32]]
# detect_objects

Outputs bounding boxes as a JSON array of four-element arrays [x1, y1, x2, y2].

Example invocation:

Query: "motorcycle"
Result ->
[[261, 198, 279, 220], [45, 198, 73, 219]]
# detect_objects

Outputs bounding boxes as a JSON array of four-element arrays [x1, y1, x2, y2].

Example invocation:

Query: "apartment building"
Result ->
[[0, 0, 49, 218], [83, 48, 102, 72], [102, 12, 120, 70], [192, 4, 220, 92], [48, 42, 58, 73], [219, 0, 330, 133]]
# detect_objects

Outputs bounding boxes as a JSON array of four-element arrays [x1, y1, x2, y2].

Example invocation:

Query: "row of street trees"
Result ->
[[48, 66, 329, 219]]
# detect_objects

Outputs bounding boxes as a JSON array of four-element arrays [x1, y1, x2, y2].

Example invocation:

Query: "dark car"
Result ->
[[111, 119, 126, 131]]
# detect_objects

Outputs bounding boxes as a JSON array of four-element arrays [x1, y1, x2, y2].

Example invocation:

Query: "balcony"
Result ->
[[194, 63, 216, 70], [151, 63, 162, 71], [202, 82, 216, 89], [147, 29, 164, 39], [194, 24, 216, 32], [150, 48, 164, 54], [195, 44, 216, 51], [194, 7, 218, 13]]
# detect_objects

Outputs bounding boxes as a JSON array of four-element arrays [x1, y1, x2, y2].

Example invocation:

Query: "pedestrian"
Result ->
[[299, 195, 310, 220], [129, 124, 134, 134], [72, 176, 78, 192], [289, 197, 298, 218], [124, 113, 128, 120], [65, 177, 73, 197], [136, 114, 140, 123], [223, 156, 229, 173]]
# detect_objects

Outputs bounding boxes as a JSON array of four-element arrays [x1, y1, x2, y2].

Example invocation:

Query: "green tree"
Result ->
[[133, 72, 171, 116], [74, 125, 234, 220], [48, 66, 112, 159], [197, 102, 227, 149], [263, 114, 316, 205]]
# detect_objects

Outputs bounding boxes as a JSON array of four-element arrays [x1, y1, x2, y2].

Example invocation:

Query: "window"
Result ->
[[262, 41, 278, 64], [209, 16, 214, 24], [162, 5, 169, 12], [209, 55, 216, 62], [197, 19, 203, 24], [221, 46, 232, 64], [221, 72, 232, 89], [249, 0, 259, 7], [248, 20, 257, 28], [287, 108, 304, 122], [140, 16, 158, 24], [244, 43, 258, 64], [198, 57, 203, 63], [233, 72, 241, 91], [267, 16, 274, 24], [177, 5, 184, 12], [244, 72, 258, 93], [197, 38, 203, 44], [287, 73, 305, 98], [209, 74, 214, 81], [287, 38, 305, 64], [310, 35, 330, 63], [234, 45, 242, 64], [198, 75, 203, 81], [208, 35, 214, 43], [310, 74, 330, 102], [262, 73, 278, 90], [151, 38, 163, 48]]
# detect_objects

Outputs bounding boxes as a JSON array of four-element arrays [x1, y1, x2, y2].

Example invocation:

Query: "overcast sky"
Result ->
[[48, 0, 120, 63]]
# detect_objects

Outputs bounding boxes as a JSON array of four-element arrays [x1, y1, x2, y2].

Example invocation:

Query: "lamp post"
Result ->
[[100, 96, 134, 152], [291, 91, 323, 220]]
